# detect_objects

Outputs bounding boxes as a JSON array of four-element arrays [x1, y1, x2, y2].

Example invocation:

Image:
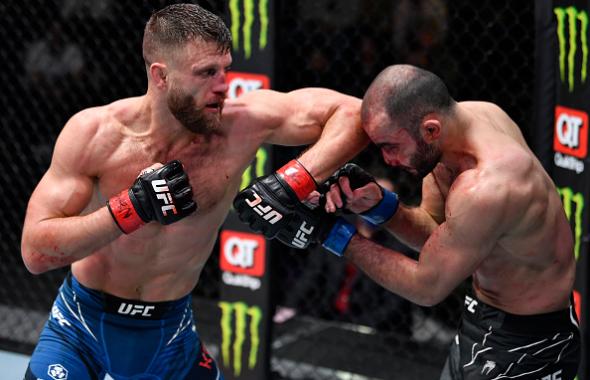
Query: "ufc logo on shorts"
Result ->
[[245, 191, 283, 224], [464, 295, 478, 314], [118, 302, 155, 317], [151, 179, 178, 216], [537, 369, 562, 380], [292, 221, 314, 248]]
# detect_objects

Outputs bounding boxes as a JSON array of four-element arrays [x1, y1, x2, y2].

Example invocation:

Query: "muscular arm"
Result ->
[[385, 163, 452, 250], [236, 88, 368, 182], [21, 112, 121, 274], [346, 178, 505, 306]]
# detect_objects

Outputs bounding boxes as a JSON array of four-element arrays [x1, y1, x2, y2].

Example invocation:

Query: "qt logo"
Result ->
[[227, 72, 270, 99], [554, 106, 588, 158], [220, 230, 266, 276]]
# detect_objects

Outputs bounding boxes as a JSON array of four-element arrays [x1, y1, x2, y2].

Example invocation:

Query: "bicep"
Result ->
[[417, 200, 504, 302], [26, 167, 94, 223], [236, 88, 359, 145], [24, 116, 97, 226]]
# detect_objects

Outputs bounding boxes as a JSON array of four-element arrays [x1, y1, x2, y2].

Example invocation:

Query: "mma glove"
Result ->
[[107, 160, 197, 234], [233, 159, 317, 239], [273, 200, 357, 257], [327, 163, 399, 226]]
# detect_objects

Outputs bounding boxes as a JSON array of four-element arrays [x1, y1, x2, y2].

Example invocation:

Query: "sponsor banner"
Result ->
[[220, 2, 274, 376], [227, 72, 271, 99], [536, 2, 589, 378], [220, 230, 266, 277], [219, 301, 263, 377], [226, 0, 274, 71]]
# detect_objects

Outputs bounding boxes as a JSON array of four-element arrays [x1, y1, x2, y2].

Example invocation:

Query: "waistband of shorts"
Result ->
[[463, 291, 579, 334], [65, 272, 191, 320]]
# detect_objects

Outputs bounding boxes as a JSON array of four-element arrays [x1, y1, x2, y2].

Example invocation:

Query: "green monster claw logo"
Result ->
[[219, 301, 263, 376], [240, 147, 268, 190], [229, 0, 269, 59], [554, 6, 588, 92], [558, 186, 584, 260]]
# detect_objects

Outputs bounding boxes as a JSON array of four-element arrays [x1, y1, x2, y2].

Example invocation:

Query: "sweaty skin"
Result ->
[[21, 39, 366, 301], [345, 101, 574, 315]]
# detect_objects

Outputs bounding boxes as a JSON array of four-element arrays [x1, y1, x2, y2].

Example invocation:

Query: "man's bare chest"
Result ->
[[96, 143, 246, 214]]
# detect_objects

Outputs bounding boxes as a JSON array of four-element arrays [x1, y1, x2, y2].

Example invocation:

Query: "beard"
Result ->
[[409, 136, 442, 179], [166, 86, 222, 136]]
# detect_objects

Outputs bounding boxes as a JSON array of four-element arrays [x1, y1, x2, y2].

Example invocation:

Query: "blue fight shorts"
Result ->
[[25, 273, 223, 380]]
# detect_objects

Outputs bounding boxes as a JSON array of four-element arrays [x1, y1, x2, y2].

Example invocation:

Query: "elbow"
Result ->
[[409, 272, 449, 307], [21, 241, 54, 275], [412, 292, 446, 307], [22, 251, 50, 275]]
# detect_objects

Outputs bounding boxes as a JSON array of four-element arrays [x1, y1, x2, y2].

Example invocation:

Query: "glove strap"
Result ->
[[322, 218, 357, 257], [107, 189, 146, 234], [276, 159, 317, 201], [360, 189, 399, 226]]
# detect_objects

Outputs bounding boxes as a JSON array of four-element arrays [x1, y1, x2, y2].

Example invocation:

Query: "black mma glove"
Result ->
[[326, 163, 399, 226], [233, 159, 317, 239], [107, 160, 197, 234], [275, 201, 357, 257]]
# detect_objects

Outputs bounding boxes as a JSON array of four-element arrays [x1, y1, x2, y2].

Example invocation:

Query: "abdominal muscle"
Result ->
[[72, 207, 227, 302], [472, 250, 573, 315]]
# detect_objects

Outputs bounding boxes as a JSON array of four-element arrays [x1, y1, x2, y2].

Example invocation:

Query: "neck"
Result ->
[[439, 105, 476, 174]]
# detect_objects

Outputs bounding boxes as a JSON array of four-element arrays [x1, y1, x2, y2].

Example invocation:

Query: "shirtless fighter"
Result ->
[[20, 4, 366, 379], [236, 64, 581, 379]]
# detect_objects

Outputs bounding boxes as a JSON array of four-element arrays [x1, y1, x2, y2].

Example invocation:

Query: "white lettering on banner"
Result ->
[[228, 78, 264, 99], [224, 237, 259, 268], [222, 272, 261, 290], [554, 152, 585, 173], [556, 113, 582, 149]]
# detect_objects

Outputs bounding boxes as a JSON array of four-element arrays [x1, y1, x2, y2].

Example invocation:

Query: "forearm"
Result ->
[[297, 103, 369, 183], [21, 207, 121, 274], [344, 235, 440, 306], [384, 204, 440, 251]]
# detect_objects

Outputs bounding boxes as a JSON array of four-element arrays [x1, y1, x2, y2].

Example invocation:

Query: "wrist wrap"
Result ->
[[360, 189, 399, 226], [322, 218, 357, 257], [107, 189, 146, 234], [276, 159, 317, 201]]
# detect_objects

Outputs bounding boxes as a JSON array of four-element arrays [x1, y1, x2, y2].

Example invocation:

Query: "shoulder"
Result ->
[[54, 100, 132, 175]]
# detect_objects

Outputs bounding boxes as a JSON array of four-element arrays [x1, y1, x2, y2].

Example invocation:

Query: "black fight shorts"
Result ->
[[439, 292, 580, 380]]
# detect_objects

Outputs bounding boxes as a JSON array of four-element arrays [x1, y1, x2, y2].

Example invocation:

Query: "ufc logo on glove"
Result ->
[[151, 179, 178, 216], [245, 191, 283, 224]]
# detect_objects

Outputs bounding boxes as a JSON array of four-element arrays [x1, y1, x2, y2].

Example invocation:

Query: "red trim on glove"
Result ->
[[276, 159, 317, 201], [108, 189, 145, 234]]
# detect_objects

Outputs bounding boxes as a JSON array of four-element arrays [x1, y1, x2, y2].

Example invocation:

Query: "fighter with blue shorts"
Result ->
[[25, 274, 221, 380], [19, 3, 366, 379]]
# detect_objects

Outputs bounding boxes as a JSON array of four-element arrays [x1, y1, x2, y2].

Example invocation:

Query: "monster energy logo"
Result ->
[[554, 6, 588, 92], [219, 301, 263, 376], [240, 147, 268, 190], [558, 186, 584, 260], [229, 0, 269, 59]]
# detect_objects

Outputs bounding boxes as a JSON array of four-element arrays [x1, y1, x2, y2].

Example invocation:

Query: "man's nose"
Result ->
[[214, 76, 228, 94]]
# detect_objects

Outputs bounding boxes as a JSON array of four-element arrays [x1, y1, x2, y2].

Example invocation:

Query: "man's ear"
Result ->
[[149, 63, 168, 89], [421, 118, 441, 143]]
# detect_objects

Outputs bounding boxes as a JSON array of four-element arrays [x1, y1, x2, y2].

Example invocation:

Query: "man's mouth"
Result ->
[[205, 100, 223, 112]]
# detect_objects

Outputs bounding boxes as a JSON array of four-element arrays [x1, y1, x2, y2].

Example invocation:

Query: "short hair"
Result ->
[[363, 65, 455, 138], [142, 3, 232, 66]]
